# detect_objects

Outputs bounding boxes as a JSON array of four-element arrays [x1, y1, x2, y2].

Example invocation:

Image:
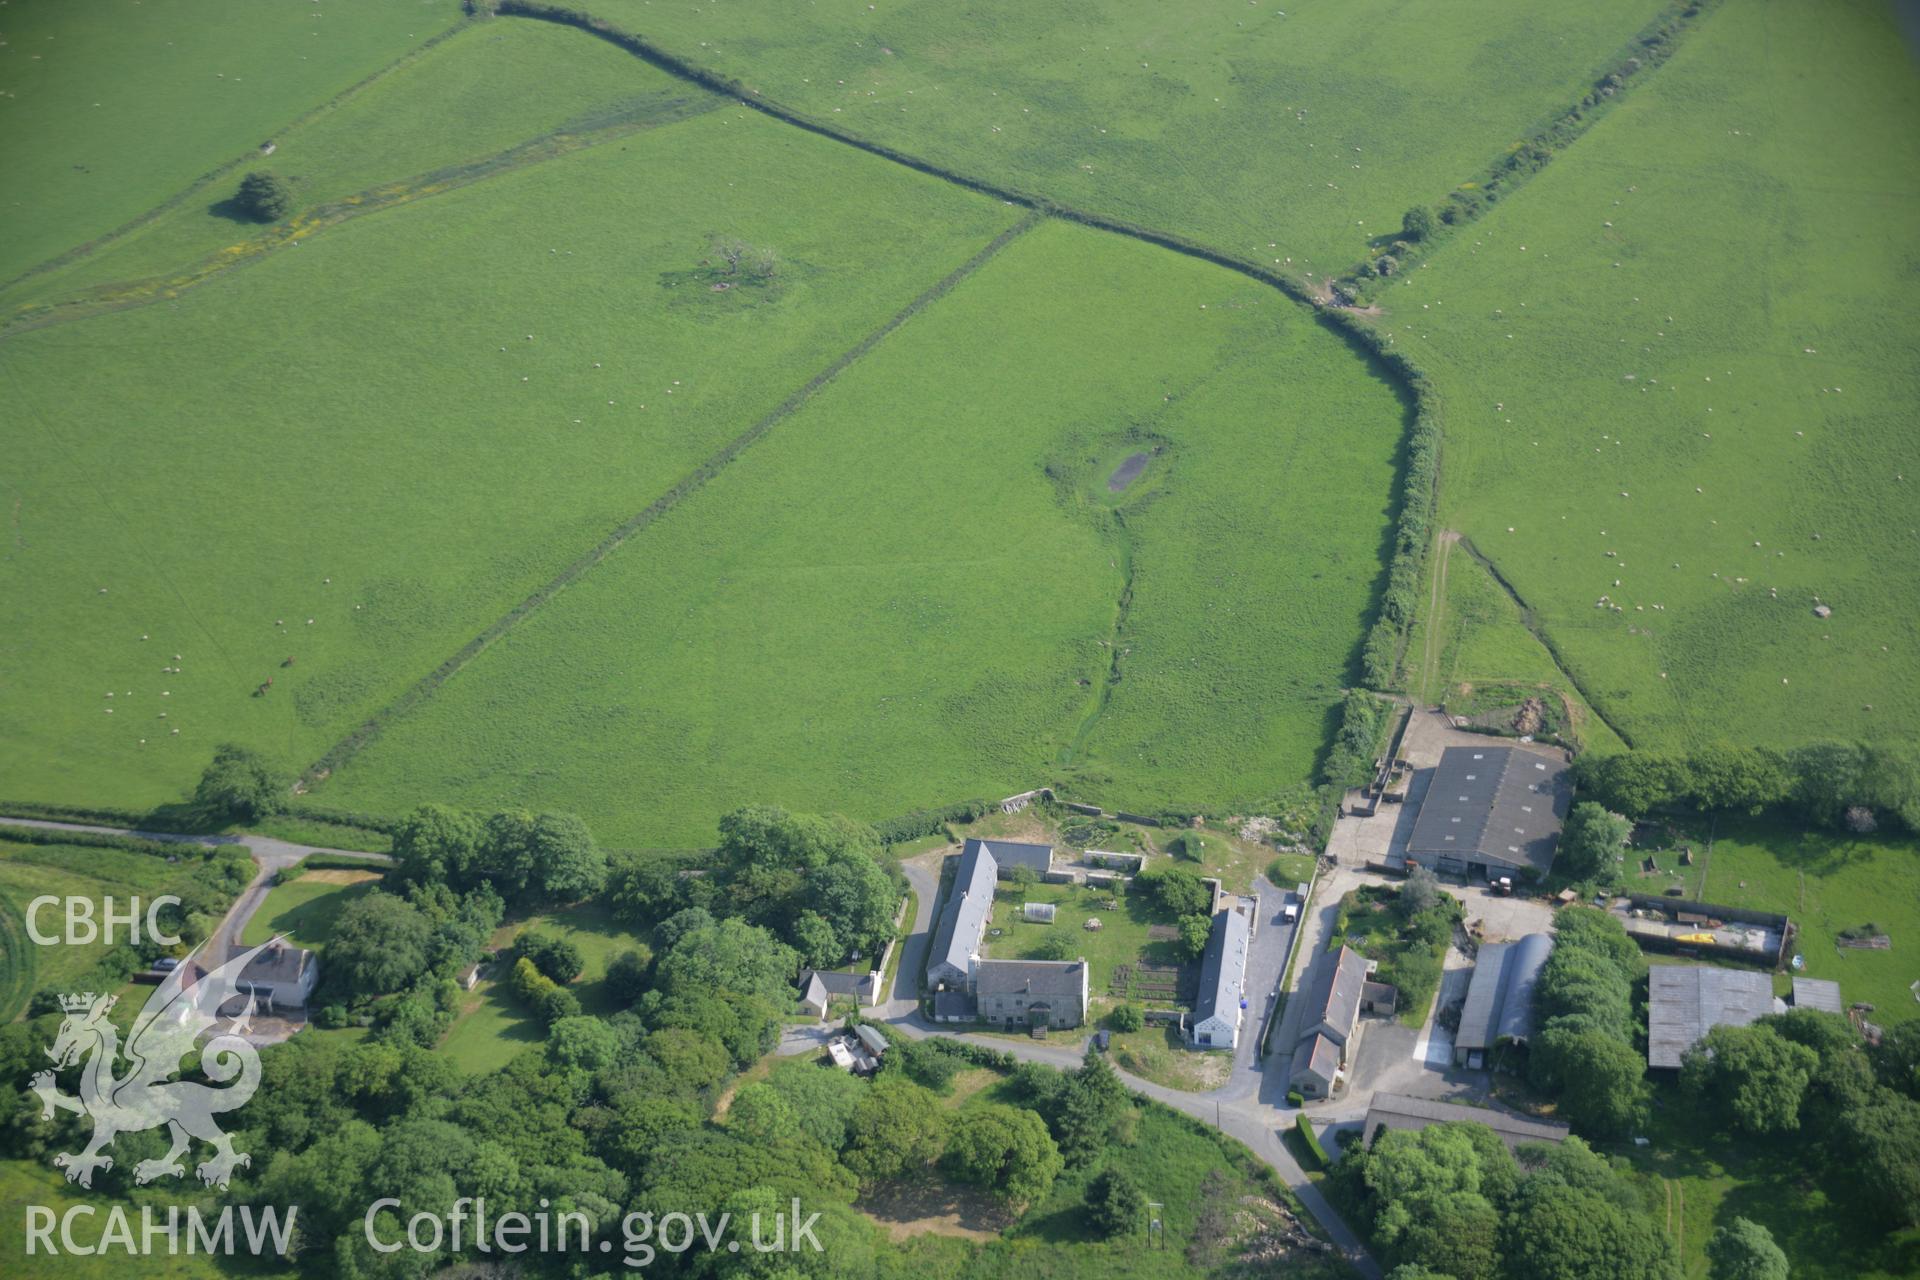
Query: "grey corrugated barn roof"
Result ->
[[1456, 933, 1553, 1053], [1192, 907, 1251, 1026], [929, 842, 997, 979], [1791, 976, 1842, 1013], [1407, 746, 1571, 874], [1364, 1093, 1570, 1152], [966, 838, 1053, 877], [1647, 964, 1779, 1068], [975, 958, 1085, 998]]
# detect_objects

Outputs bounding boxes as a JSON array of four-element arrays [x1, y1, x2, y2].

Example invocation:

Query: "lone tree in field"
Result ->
[[234, 171, 293, 222], [1707, 1217, 1788, 1280], [708, 234, 778, 281], [194, 742, 287, 822], [1402, 205, 1437, 241]]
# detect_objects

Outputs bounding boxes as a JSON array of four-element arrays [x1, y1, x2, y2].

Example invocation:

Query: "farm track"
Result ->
[[1060, 513, 1137, 769], [0, 95, 721, 342], [1452, 535, 1636, 747], [299, 212, 1042, 788]]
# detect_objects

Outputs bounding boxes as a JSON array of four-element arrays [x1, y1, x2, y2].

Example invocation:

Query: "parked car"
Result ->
[[1093, 1029, 1111, 1052]]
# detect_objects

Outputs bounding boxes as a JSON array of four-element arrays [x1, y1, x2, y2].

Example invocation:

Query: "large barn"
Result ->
[[1404, 745, 1572, 880]]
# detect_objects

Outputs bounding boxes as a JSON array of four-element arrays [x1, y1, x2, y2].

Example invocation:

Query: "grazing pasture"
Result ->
[[1382, 0, 1920, 751], [563, 0, 1674, 269], [322, 221, 1403, 845], [4, 15, 697, 313], [0, 0, 456, 284], [0, 838, 193, 1018], [0, 105, 1019, 814]]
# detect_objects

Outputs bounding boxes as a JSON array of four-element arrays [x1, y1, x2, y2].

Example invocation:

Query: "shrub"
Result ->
[[514, 931, 583, 984], [1401, 206, 1436, 240], [1109, 1003, 1144, 1033]]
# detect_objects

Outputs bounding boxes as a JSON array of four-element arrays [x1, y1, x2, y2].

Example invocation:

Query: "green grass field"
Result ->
[[0, 1162, 236, 1279], [1383, 0, 1920, 752], [237, 868, 383, 950], [0, 838, 192, 1017], [2, 13, 699, 314], [568, 0, 1673, 271], [979, 879, 1177, 1002], [0, 99, 1021, 818], [0, 0, 457, 285], [321, 219, 1402, 844]]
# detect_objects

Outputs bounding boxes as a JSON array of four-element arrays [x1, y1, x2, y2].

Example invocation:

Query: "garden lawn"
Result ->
[[0, 105, 1019, 817], [0, 0, 457, 283], [322, 220, 1403, 845], [238, 868, 383, 950], [979, 879, 1176, 1002], [437, 903, 651, 1072], [1384, 0, 1920, 752], [565, 0, 1673, 270], [4, 15, 698, 312]]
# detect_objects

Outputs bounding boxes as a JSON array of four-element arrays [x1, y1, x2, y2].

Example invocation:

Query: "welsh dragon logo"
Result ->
[[29, 940, 274, 1189]]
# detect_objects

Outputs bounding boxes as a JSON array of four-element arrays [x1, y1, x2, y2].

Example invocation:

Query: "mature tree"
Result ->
[[606, 946, 654, 1004], [1137, 863, 1212, 918], [1707, 1217, 1788, 1280], [234, 170, 293, 221], [1402, 205, 1437, 240], [1085, 1165, 1148, 1237], [194, 742, 286, 821], [1177, 912, 1214, 961], [1559, 802, 1632, 881], [1575, 752, 1694, 817], [1870, 1019, 1920, 1099], [1788, 742, 1868, 827], [391, 803, 483, 886], [1056, 1050, 1131, 1165], [608, 849, 686, 923], [1834, 1086, 1920, 1226], [1682, 1023, 1817, 1135], [942, 1104, 1063, 1206], [1109, 1002, 1144, 1033], [1533, 1027, 1647, 1136], [326, 892, 430, 995], [1688, 745, 1791, 813], [1500, 1144, 1681, 1280], [843, 1077, 946, 1182], [807, 848, 898, 959], [526, 812, 606, 903], [727, 1083, 802, 1147], [791, 911, 841, 967], [1401, 864, 1441, 915], [764, 1061, 868, 1151], [477, 808, 538, 900], [546, 1015, 623, 1074], [653, 917, 799, 1007], [1033, 930, 1078, 962]]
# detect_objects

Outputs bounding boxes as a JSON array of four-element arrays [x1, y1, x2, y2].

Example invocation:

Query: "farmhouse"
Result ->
[[1404, 746, 1571, 880], [1288, 944, 1370, 1098], [1363, 1093, 1570, 1152], [974, 958, 1088, 1029], [1188, 907, 1252, 1048], [1647, 963, 1782, 1069], [1453, 933, 1552, 1067], [965, 837, 1054, 880], [928, 841, 998, 988], [237, 942, 319, 1013], [798, 968, 880, 1018]]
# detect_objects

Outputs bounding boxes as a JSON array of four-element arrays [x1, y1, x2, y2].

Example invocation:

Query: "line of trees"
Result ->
[[1571, 740, 1920, 834], [1527, 908, 1647, 1137]]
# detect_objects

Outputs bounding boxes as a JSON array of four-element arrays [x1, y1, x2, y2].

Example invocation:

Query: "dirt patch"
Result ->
[[1107, 451, 1151, 492], [297, 868, 381, 886], [856, 1176, 1011, 1242]]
